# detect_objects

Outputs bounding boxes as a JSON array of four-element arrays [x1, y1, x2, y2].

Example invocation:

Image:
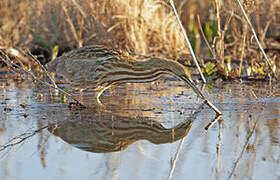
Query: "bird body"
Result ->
[[46, 45, 204, 99], [46, 45, 222, 115]]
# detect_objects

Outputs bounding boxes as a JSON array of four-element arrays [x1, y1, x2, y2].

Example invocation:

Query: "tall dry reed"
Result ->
[[0, 0, 279, 75], [26, 0, 190, 59]]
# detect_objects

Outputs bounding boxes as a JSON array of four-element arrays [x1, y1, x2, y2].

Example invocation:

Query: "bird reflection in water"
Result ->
[[47, 107, 197, 153]]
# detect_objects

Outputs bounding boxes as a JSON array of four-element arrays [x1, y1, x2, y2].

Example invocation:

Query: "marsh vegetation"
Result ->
[[0, 0, 279, 180], [0, 0, 279, 79]]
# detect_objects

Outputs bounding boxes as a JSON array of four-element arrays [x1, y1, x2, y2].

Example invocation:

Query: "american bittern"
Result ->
[[46, 45, 221, 115]]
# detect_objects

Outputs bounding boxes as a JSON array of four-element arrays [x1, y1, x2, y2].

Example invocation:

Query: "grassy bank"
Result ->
[[0, 0, 279, 80]]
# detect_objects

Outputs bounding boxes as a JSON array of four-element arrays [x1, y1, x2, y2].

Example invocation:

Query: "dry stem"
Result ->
[[236, 0, 277, 79], [169, 0, 206, 83]]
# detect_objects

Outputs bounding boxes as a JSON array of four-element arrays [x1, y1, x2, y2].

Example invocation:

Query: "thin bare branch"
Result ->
[[169, 0, 207, 83], [197, 15, 216, 58], [0, 125, 49, 152], [0, 50, 85, 107], [26, 50, 58, 89], [235, 0, 277, 79]]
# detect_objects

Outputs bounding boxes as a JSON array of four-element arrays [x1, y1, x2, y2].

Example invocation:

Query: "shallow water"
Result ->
[[0, 76, 279, 180]]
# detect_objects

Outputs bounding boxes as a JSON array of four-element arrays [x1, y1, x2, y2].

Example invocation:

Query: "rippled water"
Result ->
[[0, 76, 279, 180]]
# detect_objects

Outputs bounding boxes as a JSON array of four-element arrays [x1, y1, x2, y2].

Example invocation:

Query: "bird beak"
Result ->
[[181, 75, 204, 98]]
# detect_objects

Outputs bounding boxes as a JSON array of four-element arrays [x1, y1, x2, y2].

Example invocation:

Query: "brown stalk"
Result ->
[[0, 50, 85, 108], [235, 0, 277, 79], [169, 0, 207, 83], [197, 15, 216, 58], [62, 4, 83, 48]]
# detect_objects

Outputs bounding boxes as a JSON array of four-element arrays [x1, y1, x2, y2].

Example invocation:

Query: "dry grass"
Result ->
[[0, 0, 279, 78], [23, 0, 190, 60], [0, 0, 31, 47]]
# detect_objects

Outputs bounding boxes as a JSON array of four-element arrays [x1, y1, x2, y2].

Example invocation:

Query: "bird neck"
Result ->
[[129, 57, 192, 80]]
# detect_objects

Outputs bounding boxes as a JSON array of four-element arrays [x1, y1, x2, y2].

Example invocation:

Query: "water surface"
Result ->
[[0, 76, 279, 180]]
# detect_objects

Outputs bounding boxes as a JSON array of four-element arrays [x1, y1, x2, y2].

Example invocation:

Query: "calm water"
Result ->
[[0, 76, 279, 180]]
